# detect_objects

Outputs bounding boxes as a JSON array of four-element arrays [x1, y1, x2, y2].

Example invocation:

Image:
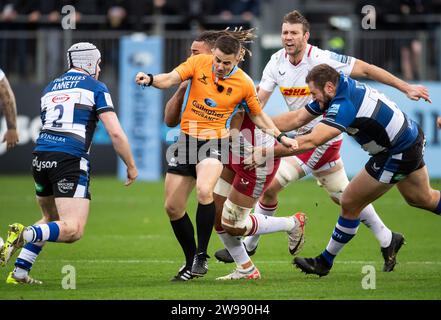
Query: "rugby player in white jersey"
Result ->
[[0, 68, 19, 150], [215, 10, 431, 272], [0, 43, 138, 284]]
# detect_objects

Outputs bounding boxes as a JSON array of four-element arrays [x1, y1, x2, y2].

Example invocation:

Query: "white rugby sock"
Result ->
[[245, 202, 277, 250], [247, 213, 295, 236], [359, 204, 392, 248], [217, 231, 250, 267]]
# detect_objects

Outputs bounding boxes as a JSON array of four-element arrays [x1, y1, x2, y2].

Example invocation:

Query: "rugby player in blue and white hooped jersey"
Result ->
[[267, 64, 441, 276], [0, 42, 138, 284]]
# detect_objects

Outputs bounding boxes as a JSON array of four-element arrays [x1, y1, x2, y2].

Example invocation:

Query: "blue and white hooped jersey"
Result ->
[[35, 69, 114, 158], [306, 73, 419, 155]]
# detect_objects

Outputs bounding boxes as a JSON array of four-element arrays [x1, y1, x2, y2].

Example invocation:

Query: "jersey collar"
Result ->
[[211, 65, 238, 80], [66, 68, 89, 75], [286, 44, 312, 67]]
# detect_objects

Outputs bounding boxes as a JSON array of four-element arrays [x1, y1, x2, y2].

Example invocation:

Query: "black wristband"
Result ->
[[276, 132, 287, 142], [147, 73, 154, 86]]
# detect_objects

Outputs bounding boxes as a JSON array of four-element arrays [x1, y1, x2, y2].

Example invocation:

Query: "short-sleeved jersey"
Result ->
[[174, 54, 262, 139], [306, 73, 418, 155], [0, 68, 5, 81], [35, 69, 115, 158], [259, 45, 356, 134]]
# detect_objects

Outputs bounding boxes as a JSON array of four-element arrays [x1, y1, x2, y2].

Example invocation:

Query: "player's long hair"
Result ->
[[196, 27, 256, 61]]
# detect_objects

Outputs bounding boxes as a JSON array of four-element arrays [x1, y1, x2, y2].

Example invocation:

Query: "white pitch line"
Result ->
[[45, 259, 441, 265]]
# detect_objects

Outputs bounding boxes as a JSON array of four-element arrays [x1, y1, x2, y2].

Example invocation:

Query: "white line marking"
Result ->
[[42, 259, 441, 265]]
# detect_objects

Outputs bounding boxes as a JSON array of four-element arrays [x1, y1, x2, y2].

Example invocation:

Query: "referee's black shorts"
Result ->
[[166, 133, 229, 179]]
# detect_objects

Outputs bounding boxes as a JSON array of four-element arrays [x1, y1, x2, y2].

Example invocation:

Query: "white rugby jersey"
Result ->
[[0, 68, 5, 81], [259, 45, 356, 134]]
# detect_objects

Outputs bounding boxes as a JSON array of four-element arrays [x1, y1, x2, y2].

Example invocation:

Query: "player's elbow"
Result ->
[[164, 115, 180, 127], [108, 130, 122, 140], [353, 60, 372, 78]]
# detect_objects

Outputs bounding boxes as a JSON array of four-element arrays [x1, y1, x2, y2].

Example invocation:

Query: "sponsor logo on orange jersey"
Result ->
[[280, 86, 310, 97]]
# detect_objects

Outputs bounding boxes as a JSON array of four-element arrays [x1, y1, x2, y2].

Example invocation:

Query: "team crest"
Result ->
[[198, 73, 208, 85]]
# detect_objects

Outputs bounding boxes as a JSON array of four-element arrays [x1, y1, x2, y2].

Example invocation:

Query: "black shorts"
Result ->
[[166, 133, 229, 179], [365, 127, 426, 184], [32, 151, 91, 199]]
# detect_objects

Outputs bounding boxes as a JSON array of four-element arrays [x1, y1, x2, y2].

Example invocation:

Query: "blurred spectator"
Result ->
[[0, 1, 40, 79], [397, 0, 427, 81], [203, 0, 260, 30], [220, 0, 260, 22], [105, 0, 152, 31]]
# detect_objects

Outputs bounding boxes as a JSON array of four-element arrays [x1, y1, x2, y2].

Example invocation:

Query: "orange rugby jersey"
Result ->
[[174, 54, 262, 139]]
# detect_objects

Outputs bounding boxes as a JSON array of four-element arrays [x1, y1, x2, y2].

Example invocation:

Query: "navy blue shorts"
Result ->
[[365, 127, 426, 184], [32, 151, 91, 199]]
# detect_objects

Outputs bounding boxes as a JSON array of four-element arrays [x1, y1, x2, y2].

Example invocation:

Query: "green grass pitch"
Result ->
[[0, 175, 440, 300]]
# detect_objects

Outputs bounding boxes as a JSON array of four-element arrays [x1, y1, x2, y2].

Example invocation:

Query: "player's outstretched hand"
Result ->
[[125, 165, 138, 186], [437, 116, 441, 129], [2, 129, 19, 150], [406, 84, 432, 103], [135, 72, 149, 86], [280, 136, 298, 151]]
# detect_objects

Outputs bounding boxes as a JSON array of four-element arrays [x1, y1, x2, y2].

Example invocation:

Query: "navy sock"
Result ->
[[15, 243, 43, 272], [322, 216, 360, 265]]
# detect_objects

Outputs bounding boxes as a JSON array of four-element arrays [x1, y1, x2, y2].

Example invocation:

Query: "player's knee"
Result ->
[[196, 185, 214, 204], [164, 200, 185, 220], [221, 199, 252, 236], [340, 192, 357, 212], [275, 159, 301, 187], [63, 222, 84, 243], [316, 168, 349, 205]]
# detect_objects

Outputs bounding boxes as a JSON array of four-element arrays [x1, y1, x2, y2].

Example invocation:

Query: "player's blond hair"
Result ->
[[195, 27, 256, 61]]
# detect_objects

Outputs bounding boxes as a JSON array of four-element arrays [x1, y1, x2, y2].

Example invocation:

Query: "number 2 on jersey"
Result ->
[[42, 92, 81, 130], [52, 104, 64, 128]]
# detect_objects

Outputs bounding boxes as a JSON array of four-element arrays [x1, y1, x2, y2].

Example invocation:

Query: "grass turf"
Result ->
[[0, 175, 440, 300]]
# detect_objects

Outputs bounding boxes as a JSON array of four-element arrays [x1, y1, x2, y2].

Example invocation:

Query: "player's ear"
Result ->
[[325, 81, 335, 94], [304, 31, 310, 42]]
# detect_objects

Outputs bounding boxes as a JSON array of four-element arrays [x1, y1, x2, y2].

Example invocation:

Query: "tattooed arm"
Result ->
[[0, 75, 19, 150]]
